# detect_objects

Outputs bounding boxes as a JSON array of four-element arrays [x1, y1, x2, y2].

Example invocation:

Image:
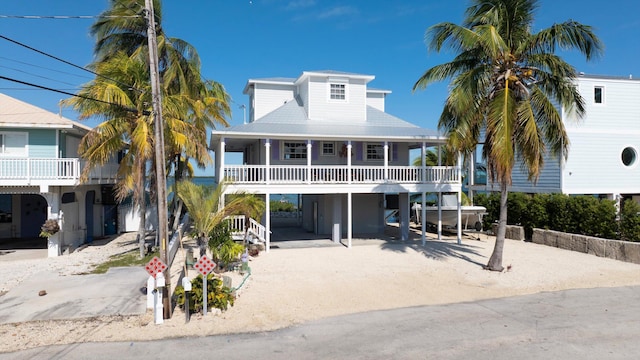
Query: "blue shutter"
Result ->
[[355, 142, 362, 161], [271, 140, 279, 160]]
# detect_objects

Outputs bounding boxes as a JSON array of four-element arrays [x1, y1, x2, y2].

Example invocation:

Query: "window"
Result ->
[[330, 83, 346, 100], [366, 143, 384, 160], [622, 147, 637, 167], [321, 142, 335, 156], [283, 141, 307, 160], [594, 86, 604, 104], [0, 132, 27, 157]]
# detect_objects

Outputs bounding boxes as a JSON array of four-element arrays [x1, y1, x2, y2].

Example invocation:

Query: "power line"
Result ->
[[0, 64, 81, 87], [0, 34, 143, 93], [0, 15, 141, 19], [0, 56, 93, 81], [0, 75, 142, 114]]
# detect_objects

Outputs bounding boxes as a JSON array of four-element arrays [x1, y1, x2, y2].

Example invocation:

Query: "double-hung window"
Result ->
[[365, 143, 384, 161], [321, 142, 335, 156], [0, 132, 27, 157], [283, 141, 307, 160]]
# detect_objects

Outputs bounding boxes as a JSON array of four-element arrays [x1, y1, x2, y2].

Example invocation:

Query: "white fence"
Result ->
[[223, 165, 460, 184], [0, 158, 118, 184]]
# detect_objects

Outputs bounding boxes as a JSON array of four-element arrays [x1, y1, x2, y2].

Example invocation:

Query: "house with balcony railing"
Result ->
[[0, 93, 119, 256], [210, 70, 464, 250]]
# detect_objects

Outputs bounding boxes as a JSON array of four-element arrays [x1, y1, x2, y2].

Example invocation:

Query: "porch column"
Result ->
[[347, 192, 352, 248], [399, 192, 410, 241], [332, 194, 342, 243], [347, 141, 352, 184], [265, 139, 271, 184], [421, 142, 427, 245], [217, 138, 225, 184], [383, 141, 389, 180], [42, 190, 61, 257], [265, 192, 270, 253], [457, 154, 463, 244], [437, 145, 442, 241], [306, 140, 312, 184]]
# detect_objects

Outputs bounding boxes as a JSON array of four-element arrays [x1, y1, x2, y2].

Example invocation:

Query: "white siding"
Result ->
[[307, 76, 367, 122], [253, 83, 296, 120], [298, 81, 309, 118], [366, 92, 385, 111]]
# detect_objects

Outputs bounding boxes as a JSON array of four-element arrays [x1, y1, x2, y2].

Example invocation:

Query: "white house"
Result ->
[[471, 73, 640, 206], [209, 70, 465, 250], [0, 93, 119, 256]]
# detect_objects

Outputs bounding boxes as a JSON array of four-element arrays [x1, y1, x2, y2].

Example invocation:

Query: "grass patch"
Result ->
[[90, 250, 158, 274]]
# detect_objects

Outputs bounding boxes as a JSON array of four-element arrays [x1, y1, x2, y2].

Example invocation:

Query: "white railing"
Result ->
[[226, 215, 267, 244], [223, 165, 460, 184], [0, 158, 118, 184]]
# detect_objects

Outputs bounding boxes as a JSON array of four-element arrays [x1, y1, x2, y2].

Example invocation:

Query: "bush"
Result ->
[[209, 221, 244, 269], [620, 199, 640, 241], [479, 192, 630, 241], [175, 273, 235, 314], [270, 200, 296, 212]]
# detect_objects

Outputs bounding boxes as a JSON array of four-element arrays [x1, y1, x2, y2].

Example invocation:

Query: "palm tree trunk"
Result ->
[[138, 170, 147, 259], [486, 181, 508, 271]]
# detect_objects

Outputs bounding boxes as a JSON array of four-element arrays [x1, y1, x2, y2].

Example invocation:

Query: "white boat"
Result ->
[[412, 195, 486, 231]]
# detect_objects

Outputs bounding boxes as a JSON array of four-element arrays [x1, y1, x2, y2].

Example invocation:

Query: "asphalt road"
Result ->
[[3, 286, 640, 360]]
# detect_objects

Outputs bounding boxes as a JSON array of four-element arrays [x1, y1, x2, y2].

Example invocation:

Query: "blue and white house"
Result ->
[[210, 70, 465, 250], [0, 93, 119, 256], [471, 73, 640, 206]]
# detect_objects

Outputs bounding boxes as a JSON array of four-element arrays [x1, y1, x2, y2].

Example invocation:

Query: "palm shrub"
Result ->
[[620, 199, 640, 242], [174, 273, 235, 314], [209, 221, 244, 270]]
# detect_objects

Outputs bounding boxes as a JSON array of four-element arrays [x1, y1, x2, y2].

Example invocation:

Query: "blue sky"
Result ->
[[1, 0, 639, 175]]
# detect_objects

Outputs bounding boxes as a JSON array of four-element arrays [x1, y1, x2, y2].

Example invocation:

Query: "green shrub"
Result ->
[[270, 200, 296, 212], [209, 221, 244, 269], [620, 199, 640, 242], [175, 273, 235, 314]]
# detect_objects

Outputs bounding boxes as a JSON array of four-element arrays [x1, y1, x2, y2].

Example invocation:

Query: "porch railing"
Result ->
[[227, 215, 267, 244], [222, 165, 460, 184], [0, 158, 118, 184]]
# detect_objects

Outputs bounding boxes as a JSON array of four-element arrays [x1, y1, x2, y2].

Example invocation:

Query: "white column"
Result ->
[[457, 154, 463, 244], [347, 192, 352, 248], [437, 145, 442, 241], [332, 194, 341, 243], [218, 138, 226, 183], [265, 192, 270, 253], [307, 140, 312, 184], [347, 141, 352, 184], [421, 142, 427, 245], [42, 190, 61, 257], [265, 139, 271, 184], [383, 141, 389, 180], [399, 192, 409, 241]]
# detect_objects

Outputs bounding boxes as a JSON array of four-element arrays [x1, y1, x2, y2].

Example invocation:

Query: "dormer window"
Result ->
[[330, 83, 346, 100]]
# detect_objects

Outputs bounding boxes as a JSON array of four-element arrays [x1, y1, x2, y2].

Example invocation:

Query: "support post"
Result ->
[[347, 192, 352, 248], [145, 0, 170, 318]]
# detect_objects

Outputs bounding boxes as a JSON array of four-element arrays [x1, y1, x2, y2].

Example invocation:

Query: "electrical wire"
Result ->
[[0, 75, 141, 114], [0, 56, 93, 81], [0, 35, 143, 93], [0, 65, 81, 87], [0, 15, 141, 19]]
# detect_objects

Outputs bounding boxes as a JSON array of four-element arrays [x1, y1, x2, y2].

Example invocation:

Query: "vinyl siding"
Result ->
[[28, 129, 57, 158], [253, 83, 296, 120], [307, 76, 366, 122], [366, 92, 385, 111]]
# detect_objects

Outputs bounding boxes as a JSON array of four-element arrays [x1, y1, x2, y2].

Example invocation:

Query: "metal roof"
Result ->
[[0, 92, 91, 132], [211, 100, 442, 142]]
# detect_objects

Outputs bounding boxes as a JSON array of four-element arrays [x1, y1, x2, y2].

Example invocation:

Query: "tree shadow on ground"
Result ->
[[380, 234, 487, 268]]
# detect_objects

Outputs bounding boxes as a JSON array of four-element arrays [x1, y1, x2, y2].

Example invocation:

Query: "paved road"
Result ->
[[2, 286, 640, 360]]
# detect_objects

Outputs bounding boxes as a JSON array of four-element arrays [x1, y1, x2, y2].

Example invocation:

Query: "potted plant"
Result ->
[[39, 219, 60, 238]]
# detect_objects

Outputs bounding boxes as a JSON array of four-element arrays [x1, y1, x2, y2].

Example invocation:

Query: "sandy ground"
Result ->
[[2, 231, 640, 353]]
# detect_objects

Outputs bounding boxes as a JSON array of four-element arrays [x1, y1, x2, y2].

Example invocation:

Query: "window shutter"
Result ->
[[271, 140, 279, 160], [392, 143, 398, 161], [355, 142, 362, 161], [312, 141, 319, 161]]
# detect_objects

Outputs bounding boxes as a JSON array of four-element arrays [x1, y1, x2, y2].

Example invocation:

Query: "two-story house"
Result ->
[[0, 93, 118, 257], [471, 74, 640, 208], [210, 70, 464, 250]]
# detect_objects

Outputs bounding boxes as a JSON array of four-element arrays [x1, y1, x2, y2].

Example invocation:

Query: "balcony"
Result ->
[[223, 165, 461, 185], [0, 158, 118, 187]]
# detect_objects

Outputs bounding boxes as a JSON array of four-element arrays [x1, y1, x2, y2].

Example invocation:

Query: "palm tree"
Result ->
[[176, 180, 265, 258], [413, 0, 603, 271]]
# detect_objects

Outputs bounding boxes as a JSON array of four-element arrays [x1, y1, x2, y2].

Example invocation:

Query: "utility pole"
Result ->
[[145, 0, 171, 319]]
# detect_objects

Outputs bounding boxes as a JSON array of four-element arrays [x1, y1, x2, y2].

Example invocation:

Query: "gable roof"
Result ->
[[0, 92, 91, 132], [211, 100, 441, 142]]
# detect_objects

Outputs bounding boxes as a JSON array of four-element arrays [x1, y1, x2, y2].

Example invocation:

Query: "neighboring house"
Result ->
[[470, 74, 640, 206], [0, 93, 119, 256], [209, 70, 464, 250]]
